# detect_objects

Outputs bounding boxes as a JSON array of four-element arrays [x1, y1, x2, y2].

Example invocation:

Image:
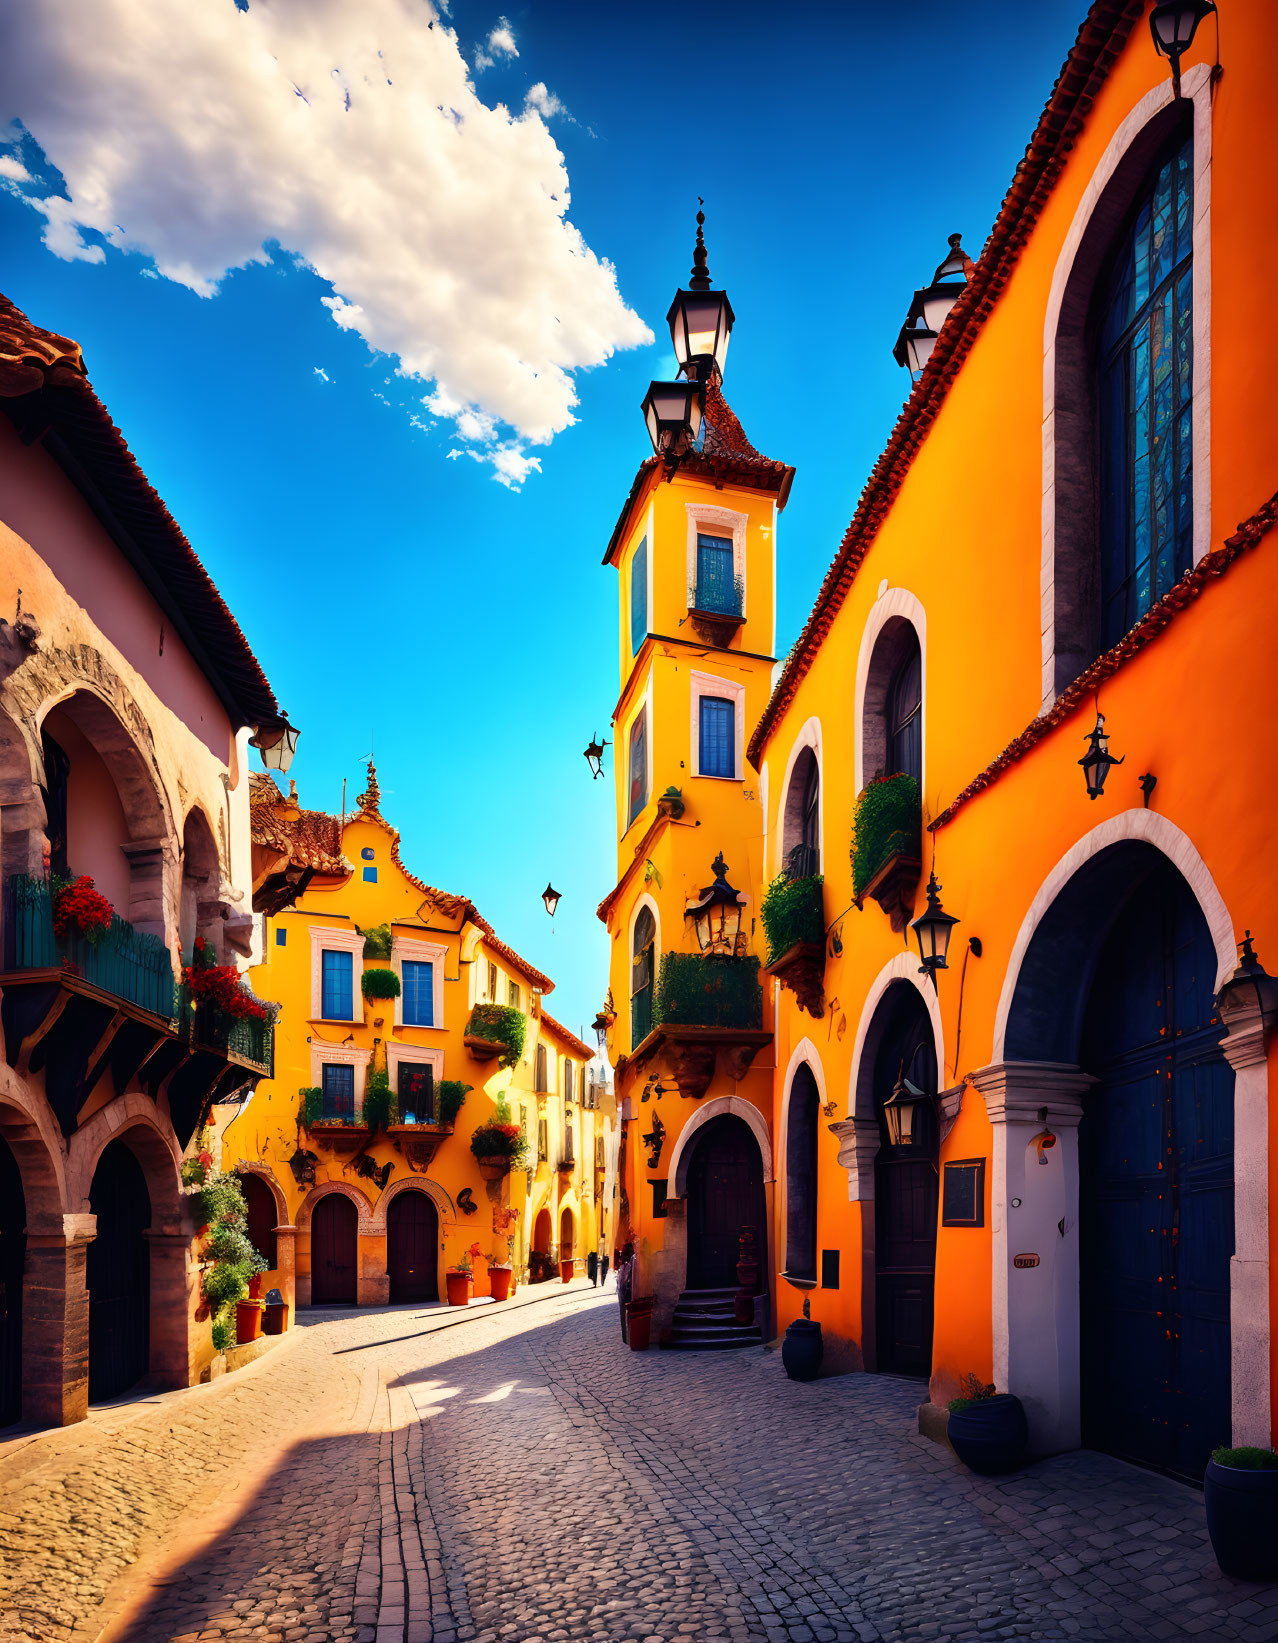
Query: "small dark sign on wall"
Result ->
[[821, 1249, 840, 1290], [941, 1159, 986, 1227], [650, 1179, 668, 1218], [1014, 1253, 1040, 1269]]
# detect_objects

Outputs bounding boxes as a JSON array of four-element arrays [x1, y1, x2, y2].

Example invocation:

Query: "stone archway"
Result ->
[[296, 1183, 376, 1308]]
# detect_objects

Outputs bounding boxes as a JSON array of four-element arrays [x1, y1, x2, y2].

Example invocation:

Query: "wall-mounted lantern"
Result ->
[[250, 712, 300, 774], [882, 1072, 932, 1148], [893, 234, 974, 380], [584, 735, 609, 780], [909, 871, 960, 982], [542, 883, 562, 918], [667, 204, 735, 381], [1079, 711, 1124, 800], [641, 377, 704, 457], [686, 852, 747, 956], [1149, 0, 1216, 97]]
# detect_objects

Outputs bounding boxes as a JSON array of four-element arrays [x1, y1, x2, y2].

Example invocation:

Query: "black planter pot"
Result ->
[[782, 1318, 823, 1382], [1205, 1460, 1278, 1581], [947, 1394, 1028, 1475]]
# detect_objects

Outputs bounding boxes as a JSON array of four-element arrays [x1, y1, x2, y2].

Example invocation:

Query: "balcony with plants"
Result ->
[[762, 860, 826, 1018], [851, 773, 922, 932], [630, 950, 770, 1098], [464, 1003, 526, 1067], [688, 566, 745, 647], [389, 1075, 471, 1169]]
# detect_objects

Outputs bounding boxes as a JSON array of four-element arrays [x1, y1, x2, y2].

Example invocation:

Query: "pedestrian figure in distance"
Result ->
[[600, 1249, 610, 1289], [617, 1241, 635, 1343], [587, 1249, 599, 1286]]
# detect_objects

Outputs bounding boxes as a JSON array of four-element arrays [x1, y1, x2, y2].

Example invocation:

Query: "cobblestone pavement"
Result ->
[[1, 1284, 1275, 1643]]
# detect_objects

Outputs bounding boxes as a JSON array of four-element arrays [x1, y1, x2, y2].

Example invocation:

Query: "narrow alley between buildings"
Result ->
[[0, 1285, 1271, 1643]]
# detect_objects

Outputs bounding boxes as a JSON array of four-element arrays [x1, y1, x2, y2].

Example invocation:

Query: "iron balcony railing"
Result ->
[[301, 1090, 367, 1127], [783, 842, 820, 883], [693, 576, 743, 617], [181, 987, 274, 1078], [652, 952, 763, 1032], [631, 986, 653, 1049], [7, 873, 178, 1021]]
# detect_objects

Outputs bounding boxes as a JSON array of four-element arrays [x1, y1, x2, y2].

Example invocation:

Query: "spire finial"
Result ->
[[690, 198, 711, 291], [357, 757, 381, 817]]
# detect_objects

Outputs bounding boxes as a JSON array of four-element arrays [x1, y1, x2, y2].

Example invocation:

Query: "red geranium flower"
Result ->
[[52, 876, 113, 944]]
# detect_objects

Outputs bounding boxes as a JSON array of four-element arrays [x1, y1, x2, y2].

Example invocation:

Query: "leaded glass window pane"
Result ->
[[402, 960, 434, 1027], [321, 949, 353, 1020], [695, 534, 738, 615], [699, 695, 735, 778]]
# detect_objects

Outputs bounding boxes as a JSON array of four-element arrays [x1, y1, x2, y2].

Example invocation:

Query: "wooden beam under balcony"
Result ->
[[628, 1024, 773, 1099]]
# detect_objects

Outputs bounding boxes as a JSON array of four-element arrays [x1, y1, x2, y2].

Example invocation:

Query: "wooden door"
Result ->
[[311, 1195, 358, 1305], [241, 1173, 277, 1269], [1080, 863, 1232, 1482], [687, 1116, 765, 1289], [0, 1138, 25, 1426], [873, 991, 938, 1377], [387, 1192, 438, 1303], [87, 1140, 150, 1401]]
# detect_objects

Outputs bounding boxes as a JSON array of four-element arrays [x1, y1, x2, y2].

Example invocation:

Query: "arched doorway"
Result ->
[[0, 1138, 25, 1426], [531, 1208, 553, 1283], [1078, 857, 1230, 1481], [560, 1208, 574, 1262], [387, 1191, 439, 1303], [87, 1140, 151, 1401], [311, 1195, 357, 1305], [241, 1174, 278, 1270], [686, 1115, 766, 1289], [785, 1065, 819, 1280], [871, 984, 937, 1376]]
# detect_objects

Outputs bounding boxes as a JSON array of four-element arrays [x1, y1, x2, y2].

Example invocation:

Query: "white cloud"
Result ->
[[0, 0, 650, 488], [524, 82, 567, 121], [313, 365, 331, 382], [474, 16, 518, 71]]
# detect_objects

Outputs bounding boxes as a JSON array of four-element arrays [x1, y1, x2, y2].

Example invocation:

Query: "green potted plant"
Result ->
[[946, 1373, 1028, 1475], [1205, 1446, 1278, 1579], [656, 785, 685, 820], [361, 966, 401, 1002], [470, 1099, 530, 1179], [362, 1066, 392, 1130], [464, 1003, 526, 1068]]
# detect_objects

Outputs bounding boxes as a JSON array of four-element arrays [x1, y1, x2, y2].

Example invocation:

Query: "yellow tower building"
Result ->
[[598, 215, 794, 1347]]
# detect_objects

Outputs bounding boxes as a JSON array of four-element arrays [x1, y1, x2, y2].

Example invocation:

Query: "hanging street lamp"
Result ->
[[250, 712, 300, 774], [909, 871, 960, 983], [1149, 0, 1216, 97], [893, 234, 974, 380], [666, 202, 735, 382], [686, 852, 748, 956], [882, 1071, 929, 1148], [584, 735, 609, 780], [641, 377, 704, 458], [542, 883, 562, 918], [1079, 711, 1125, 800]]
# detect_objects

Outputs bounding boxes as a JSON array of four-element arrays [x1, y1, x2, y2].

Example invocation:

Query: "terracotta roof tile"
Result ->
[[539, 1009, 595, 1062], [249, 774, 349, 877]]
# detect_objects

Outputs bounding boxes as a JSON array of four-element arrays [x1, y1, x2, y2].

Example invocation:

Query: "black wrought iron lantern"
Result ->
[[909, 871, 960, 981], [592, 1011, 610, 1051], [893, 310, 939, 378], [584, 735, 609, 780], [250, 712, 300, 774], [893, 234, 971, 379], [882, 1072, 928, 1148], [1079, 711, 1125, 800], [1150, 0, 1216, 95], [641, 377, 704, 457], [666, 203, 735, 380], [542, 883, 562, 919], [686, 852, 747, 956]]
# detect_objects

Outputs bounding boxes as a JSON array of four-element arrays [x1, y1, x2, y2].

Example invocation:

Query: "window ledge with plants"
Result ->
[[761, 871, 826, 1018], [463, 1004, 527, 1068], [622, 951, 770, 1099], [851, 774, 922, 933], [688, 575, 745, 646]]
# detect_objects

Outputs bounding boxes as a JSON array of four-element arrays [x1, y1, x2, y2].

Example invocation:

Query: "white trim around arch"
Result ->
[[669, 1096, 773, 1198], [371, 1174, 456, 1233], [776, 717, 823, 876], [854, 586, 927, 796]]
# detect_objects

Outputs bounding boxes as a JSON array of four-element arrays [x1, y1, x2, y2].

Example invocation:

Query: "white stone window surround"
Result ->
[[390, 933, 448, 1030], [385, 1042, 445, 1107], [689, 668, 746, 783], [685, 501, 748, 617], [621, 669, 654, 839], [309, 1039, 374, 1104], [1040, 63, 1212, 710], [853, 585, 927, 797], [776, 717, 824, 873], [309, 923, 365, 1023]]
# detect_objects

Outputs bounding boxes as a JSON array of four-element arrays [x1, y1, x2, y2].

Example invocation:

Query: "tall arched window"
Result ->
[[781, 746, 820, 881], [1096, 133, 1194, 649], [631, 906, 655, 1049], [885, 640, 921, 783], [785, 1063, 820, 1281]]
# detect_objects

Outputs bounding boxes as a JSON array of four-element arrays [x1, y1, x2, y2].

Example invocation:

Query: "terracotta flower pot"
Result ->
[[489, 1268, 513, 1301], [248, 1273, 264, 1300], [560, 1258, 574, 1284], [235, 1299, 264, 1345], [627, 1297, 654, 1351], [476, 1157, 508, 1182], [445, 1270, 472, 1307]]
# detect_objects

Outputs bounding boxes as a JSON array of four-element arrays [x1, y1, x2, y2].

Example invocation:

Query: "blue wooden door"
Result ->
[[1079, 862, 1232, 1482]]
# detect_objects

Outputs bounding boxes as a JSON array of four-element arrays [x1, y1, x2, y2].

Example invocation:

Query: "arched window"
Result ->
[[785, 1064, 820, 1281], [1096, 133, 1194, 650], [885, 639, 921, 783], [782, 747, 820, 881], [631, 906, 655, 1049]]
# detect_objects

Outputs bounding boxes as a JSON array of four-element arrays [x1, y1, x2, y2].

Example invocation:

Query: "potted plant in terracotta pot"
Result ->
[[559, 1254, 575, 1284], [489, 1261, 513, 1302], [469, 1100, 529, 1181], [1205, 1446, 1278, 1580], [946, 1374, 1028, 1475], [656, 785, 685, 820], [446, 1246, 481, 1307]]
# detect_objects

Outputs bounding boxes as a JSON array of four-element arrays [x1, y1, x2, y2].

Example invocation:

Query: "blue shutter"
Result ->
[[630, 539, 647, 656], [402, 960, 434, 1026], [699, 696, 735, 778], [321, 949, 353, 1019], [695, 535, 737, 615], [321, 1061, 355, 1121]]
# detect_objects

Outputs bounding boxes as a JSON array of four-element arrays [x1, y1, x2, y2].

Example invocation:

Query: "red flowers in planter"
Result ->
[[184, 938, 269, 1020], [52, 876, 113, 943]]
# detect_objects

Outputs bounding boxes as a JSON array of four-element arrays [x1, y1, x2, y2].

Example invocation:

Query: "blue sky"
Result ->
[[0, 0, 1089, 1035]]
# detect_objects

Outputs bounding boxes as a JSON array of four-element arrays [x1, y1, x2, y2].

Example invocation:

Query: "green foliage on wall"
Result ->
[[437, 1080, 471, 1124], [362, 1067, 392, 1129], [298, 1086, 323, 1128], [851, 774, 921, 897], [761, 873, 825, 965], [359, 923, 392, 958], [361, 966, 401, 1000], [652, 953, 762, 1031], [465, 1003, 527, 1069]]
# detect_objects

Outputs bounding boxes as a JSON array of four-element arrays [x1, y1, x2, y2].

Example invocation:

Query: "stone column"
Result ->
[[147, 1230, 195, 1388], [21, 1214, 94, 1428], [274, 1225, 297, 1315], [969, 1061, 1094, 1457], [648, 1197, 686, 1344], [830, 1117, 879, 1369]]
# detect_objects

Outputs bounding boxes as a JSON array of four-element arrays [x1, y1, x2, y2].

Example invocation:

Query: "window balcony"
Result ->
[[623, 953, 770, 1099], [689, 574, 744, 646], [762, 869, 826, 1019], [851, 774, 922, 933], [299, 1087, 371, 1152], [386, 1093, 456, 1170]]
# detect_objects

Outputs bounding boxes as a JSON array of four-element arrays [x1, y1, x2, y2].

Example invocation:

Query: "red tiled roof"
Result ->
[[747, 0, 1143, 770], [931, 492, 1278, 831], [539, 1009, 595, 1062], [602, 377, 795, 567], [0, 294, 284, 733], [249, 773, 349, 876]]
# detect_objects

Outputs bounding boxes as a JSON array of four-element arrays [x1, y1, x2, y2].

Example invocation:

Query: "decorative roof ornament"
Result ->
[[357, 758, 382, 818], [689, 199, 711, 291]]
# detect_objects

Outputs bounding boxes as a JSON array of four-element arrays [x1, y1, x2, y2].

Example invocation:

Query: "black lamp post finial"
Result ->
[[690, 199, 711, 291]]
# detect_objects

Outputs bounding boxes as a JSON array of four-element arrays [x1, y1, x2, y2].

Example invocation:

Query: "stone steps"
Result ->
[[665, 1286, 761, 1351]]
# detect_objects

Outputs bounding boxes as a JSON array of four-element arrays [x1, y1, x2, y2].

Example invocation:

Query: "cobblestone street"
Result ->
[[1, 1284, 1274, 1643]]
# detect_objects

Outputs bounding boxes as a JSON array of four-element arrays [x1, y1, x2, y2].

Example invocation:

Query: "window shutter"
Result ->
[[698, 696, 735, 779], [402, 961, 435, 1027], [630, 538, 647, 656], [321, 949, 353, 1020], [695, 534, 736, 615], [628, 709, 648, 825]]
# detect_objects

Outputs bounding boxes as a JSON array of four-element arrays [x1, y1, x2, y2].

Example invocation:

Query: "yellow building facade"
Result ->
[[225, 762, 604, 1309]]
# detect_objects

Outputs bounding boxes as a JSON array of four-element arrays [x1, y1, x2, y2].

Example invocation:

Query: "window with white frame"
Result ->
[[690, 670, 745, 783], [309, 924, 365, 1022], [627, 704, 649, 824], [685, 503, 747, 617], [390, 934, 446, 1029]]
